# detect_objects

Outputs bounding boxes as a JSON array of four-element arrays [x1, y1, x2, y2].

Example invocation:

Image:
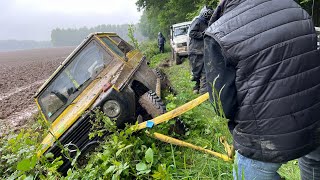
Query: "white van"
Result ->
[[170, 21, 191, 65]]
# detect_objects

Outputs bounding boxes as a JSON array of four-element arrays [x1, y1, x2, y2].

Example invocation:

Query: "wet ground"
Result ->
[[0, 47, 74, 136]]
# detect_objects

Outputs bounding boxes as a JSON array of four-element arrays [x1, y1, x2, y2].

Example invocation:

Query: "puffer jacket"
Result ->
[[205, 0, 320, 162]]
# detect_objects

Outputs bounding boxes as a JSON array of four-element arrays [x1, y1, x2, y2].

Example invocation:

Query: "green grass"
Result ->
[[149, 52, 171, 68], [279, 160, 300, 179], [158, 60, 234, 179]]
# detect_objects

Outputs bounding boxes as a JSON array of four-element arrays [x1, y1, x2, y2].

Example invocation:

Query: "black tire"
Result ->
[[169, 118, 189, 136], [174, 53, 182, 65], [154, 68, 168, 88], [153, 68, 177, 95], [138, 90, 166, 118]]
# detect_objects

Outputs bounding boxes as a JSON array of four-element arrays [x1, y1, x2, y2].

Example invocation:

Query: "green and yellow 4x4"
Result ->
[[34, 33, 166, 172]]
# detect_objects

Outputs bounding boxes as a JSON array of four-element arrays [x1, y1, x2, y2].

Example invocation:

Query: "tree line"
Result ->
[[50, 1, 319, 46], [51, 24, 146, 46], [0, 40, 52, 52], [137, 0, 320, 39]]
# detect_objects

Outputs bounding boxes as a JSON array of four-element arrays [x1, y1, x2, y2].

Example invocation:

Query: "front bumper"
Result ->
[[175, 47, 188, 57], [177, 51, 189, 56]]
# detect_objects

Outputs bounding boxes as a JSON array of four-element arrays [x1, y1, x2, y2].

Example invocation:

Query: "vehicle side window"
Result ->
[[101, 37, 125, 59], [109, 36, 122, 44], [110, 36, 134, 54]]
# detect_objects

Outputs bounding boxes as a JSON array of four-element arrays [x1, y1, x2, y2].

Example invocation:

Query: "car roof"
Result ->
[[34, 32, 117, 98], [171, 21, 192, 28]]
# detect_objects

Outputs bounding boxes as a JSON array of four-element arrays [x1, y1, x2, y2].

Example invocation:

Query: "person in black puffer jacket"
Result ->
[[189, 6, 213, 94], [204, 0, 320, 179]]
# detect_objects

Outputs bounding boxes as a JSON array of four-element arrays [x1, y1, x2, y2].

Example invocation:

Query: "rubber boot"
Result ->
[[193, 80, 200, 94], [199, 75, 207, 94]]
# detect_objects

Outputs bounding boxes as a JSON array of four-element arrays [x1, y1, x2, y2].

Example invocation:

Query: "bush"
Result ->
[[140, 40, 171, 60]]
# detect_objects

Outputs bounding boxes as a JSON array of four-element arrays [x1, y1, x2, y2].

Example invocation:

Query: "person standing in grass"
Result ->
[[204, 0, 320, 179], [188, 6, 213, 94], [158, 32, 166, 53]]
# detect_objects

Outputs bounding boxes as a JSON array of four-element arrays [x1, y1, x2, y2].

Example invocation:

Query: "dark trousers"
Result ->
[[189, 54, 204, 80], [189, 54, 207, 93], [159, 44, 164, 53]]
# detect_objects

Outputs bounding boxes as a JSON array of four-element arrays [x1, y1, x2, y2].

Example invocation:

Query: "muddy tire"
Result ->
[[139, 90, 166, 118], [154, 68, 168, 88], [174, 52, 182, 65]]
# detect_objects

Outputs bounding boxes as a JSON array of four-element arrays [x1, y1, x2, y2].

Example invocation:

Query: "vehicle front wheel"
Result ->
[[138, 90, 166, 118], [174, 52, 182, 65]]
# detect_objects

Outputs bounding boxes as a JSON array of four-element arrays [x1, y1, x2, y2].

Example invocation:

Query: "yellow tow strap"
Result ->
[[132, 92, 210, 131], [130, 92, 234, 162], [148, 132, 232, 162]]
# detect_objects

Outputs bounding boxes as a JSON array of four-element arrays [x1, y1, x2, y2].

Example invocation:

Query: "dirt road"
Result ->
[[0, 47, 74, 135]]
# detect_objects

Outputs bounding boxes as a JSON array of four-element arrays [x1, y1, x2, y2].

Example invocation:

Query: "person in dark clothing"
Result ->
[[189, 6, 213, 94], [204, 0, 320, 179], [158, 32, 166, 53]]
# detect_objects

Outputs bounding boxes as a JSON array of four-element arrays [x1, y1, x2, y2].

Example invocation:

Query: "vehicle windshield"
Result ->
[[174, 26, 189, 37], [38, 41, 112, 121]]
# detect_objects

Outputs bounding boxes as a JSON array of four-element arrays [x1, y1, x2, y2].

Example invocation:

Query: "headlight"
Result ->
[[103, 100, 121, 118]]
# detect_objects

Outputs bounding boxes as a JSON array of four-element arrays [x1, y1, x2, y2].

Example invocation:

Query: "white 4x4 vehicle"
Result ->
[[170, 21, 191, 65]]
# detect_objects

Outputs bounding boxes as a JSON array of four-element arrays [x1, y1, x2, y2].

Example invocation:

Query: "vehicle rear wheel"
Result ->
[[139, 90, 166, 118]]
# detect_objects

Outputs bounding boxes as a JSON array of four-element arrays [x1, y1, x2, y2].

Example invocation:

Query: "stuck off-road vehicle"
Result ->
[[34, 33, 167, 172], [170, 21, 191, 65]]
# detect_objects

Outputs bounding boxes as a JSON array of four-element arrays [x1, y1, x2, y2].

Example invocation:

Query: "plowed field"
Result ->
[[0, 47, 74, 135]]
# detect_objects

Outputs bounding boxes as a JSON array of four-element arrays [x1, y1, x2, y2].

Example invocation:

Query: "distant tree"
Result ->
[[51, 24, 146, 47], [136, 0, 219, 39]]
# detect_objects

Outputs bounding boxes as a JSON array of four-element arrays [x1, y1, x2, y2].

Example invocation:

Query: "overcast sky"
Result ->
[[0, 0, 142, 41]]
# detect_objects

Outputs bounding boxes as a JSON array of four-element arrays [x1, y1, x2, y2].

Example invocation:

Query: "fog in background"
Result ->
[[0, 0, 142, 41]]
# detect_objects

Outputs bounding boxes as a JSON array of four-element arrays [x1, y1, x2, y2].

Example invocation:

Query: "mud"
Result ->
[[0, 47, 74, 135]]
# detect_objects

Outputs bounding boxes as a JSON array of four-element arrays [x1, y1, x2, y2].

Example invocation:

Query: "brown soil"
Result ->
[[0, 47, 74, 135]]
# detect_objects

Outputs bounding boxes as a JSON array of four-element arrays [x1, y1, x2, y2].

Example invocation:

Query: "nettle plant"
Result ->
[[0, 117, 65, 179], [62, 110, 174, 179]]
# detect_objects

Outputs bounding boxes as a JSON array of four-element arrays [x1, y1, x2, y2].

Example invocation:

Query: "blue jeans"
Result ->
[[233, 147, 320, 180]]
